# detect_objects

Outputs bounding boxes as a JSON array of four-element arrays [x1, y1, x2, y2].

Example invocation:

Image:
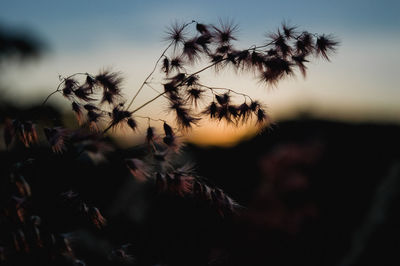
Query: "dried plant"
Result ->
[[0, 20, 337, 266]]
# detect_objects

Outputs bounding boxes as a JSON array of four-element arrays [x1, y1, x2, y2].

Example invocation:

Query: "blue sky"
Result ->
[[2, 0, 399, 50], [1, 0, 399, 145]]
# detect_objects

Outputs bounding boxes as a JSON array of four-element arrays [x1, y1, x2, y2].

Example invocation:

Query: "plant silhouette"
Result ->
[[0, 20, 338, 266]]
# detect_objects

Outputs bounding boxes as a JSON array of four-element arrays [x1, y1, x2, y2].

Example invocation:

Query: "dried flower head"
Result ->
[[169, 73, 186, 84], [96, 71, 123, 93], [183, 38, 201, 62], [14, 121, 38, 148], [213, 19, 238, 45], [256, 107, 268, 125], [185, 75, 199, 86], [163, 122, 174, 137], [44, 127, 68, 153], [162, 122, 181, 150], [87, 110, 102, 131], [110, 105, 131, 129], [261, 57, 294, 86], [196, 33, 213, 52], [215, 93, 230, 105], [250, 100, 261, 111], [146, 126, 155, 143], [169, 56, 185, 73], [13, 175, 31, 197], [72, 102, 84, 125], [164, 82, 178, 94], [156, 169, 194, 196], [250, 51, 265, 71], [162, 134, 175, 147], [203, 101, 218, 119], [169, 102, 199, 129], [125, 158, 149, 182], [196, 23, 210, 35], [162, 57, 170, 75], [315, 34, 339, 61], [165, 22, 187, 49], [85, 74, 96, 91], [73, 86, 94, 102], [88, 207, 107, 229], [62, 78, 78, 98], [238, 102, 251, 123], [95, 71, 123, 103], [292, 54, 309, 77], [216, 44, 232, 55], [186, 87, 205, 107], [127, 118, 137, 131], [83, 104, 98, 111], [269, 32, 292, 58], [281, 21, 297, 39], [296, 31, 314, 55]]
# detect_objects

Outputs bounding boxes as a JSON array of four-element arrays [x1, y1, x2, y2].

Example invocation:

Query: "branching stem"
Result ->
[[42, 72, 88, 106], [126, 42, 173, 110], [41, 90, 60, 106], [197, 83, 253, 102], [126, 21, 196, 110]]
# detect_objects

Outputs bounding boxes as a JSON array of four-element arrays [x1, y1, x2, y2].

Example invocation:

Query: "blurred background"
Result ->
[[1, 1, 400, 266]]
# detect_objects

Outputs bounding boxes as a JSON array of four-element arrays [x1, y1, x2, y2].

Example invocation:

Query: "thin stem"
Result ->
[[130, 92, 166, 114], [42, 72, 89, 106], [145, 83, 169, 100], [252, 40, 275, 51], [123, 59, 225, 118], [102, 123, 113, 134], [41, 90, 60, 106], [197, 83, 253, 102], [102, 93, 166, 134], [126, 21, 196, 110], [134, 115, 166, 123], [125, 60, 223, 117], [104, 92, 167, 135], [181, 60, 224, 84], [101, 104, 166, 135], [126, 42, 173, 110]]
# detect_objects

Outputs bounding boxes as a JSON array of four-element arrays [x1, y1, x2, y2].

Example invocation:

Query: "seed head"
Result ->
[[316, 34, 339, 61], [213, 19, 238, 45]]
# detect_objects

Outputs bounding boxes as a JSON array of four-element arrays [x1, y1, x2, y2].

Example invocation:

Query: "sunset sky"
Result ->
[[1, 0, 399, 146]]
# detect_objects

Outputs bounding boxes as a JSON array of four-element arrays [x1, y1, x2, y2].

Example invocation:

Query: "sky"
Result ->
[[1, 0, 399, 146]]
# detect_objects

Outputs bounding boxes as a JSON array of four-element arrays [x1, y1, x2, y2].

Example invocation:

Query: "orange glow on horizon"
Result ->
[[184, 122, 261, 147], [111, 119, 265, 148]]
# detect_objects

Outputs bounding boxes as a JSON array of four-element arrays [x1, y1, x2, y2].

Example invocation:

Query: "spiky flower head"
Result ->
[[213, 19, 238, 45], [316, 34, 339, 61]]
